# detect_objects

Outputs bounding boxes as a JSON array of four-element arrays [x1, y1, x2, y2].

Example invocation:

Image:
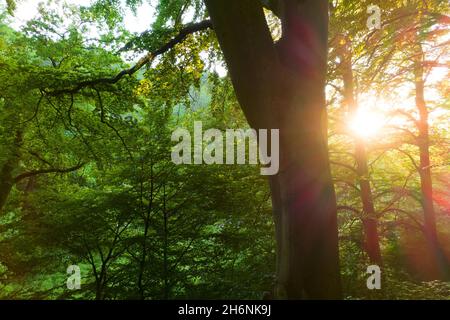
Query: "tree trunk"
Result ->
[[95, 278, 105, 300], [137, 161, 154, 300], [339, 38, 382, 265], [356, 142, 382, 265], [0, 130, 23, 213], [414, 48, 450, 279], [269, 127, 341, 299], [162, 183, 169, 300], [0, 163, 15, 212], [205, 0, 341, 299]]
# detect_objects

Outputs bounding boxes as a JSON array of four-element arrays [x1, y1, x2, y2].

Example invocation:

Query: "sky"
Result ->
[[9, 0, 154, 33], [5, 0, 445, 89], [5, 0, 228, 75]]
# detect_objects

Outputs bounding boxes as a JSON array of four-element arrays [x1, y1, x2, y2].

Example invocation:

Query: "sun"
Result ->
[[348, 106, 386, 139]]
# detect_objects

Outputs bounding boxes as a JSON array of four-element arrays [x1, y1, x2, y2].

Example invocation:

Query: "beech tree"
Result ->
[[1, 0, 449, 300], [204, 0, 341, 299]]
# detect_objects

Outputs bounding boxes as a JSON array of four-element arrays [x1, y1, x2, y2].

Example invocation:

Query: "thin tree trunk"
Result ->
[[163, 183, 169, 300], [137, 160, 154, 299], [0, 163, 15, 212], [205, 0, 341, 299], [356, 143, 382, 265], [95, 282, 103, 300], [0, 130, 23, 213], [340, 38, 382, 265], [93, 263, 105, 300], [414, 47, 450, 279]]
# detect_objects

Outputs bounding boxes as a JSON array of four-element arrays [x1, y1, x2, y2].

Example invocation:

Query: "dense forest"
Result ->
[[0, 0, 449, 300]]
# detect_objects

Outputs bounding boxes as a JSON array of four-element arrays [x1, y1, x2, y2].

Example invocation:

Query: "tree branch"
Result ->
[[396, 148, 420, 172], [204, 0, 278, 129], [261, 0, 281, 17], [46, 20, 212, 95], [337, 205, 361, 215], [330, 160, 358, 174], [14, 162, 86, 184]]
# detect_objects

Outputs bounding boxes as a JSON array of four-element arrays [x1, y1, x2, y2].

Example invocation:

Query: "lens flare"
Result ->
[[348, 107, 386, 139]]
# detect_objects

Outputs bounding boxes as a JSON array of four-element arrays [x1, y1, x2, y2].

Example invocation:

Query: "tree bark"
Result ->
[[205, 0, 341, 299]]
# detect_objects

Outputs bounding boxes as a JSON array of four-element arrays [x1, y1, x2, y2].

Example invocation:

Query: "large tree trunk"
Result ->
[[205, 0, 341, 299], [414, 48, 450, 279], [339, 38, 382, 265]]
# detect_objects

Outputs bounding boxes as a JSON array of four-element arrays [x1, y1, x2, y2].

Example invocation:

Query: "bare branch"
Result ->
[[45, 20, 212, 96], [14, 162, 86, 184], [330, 160, 358, 174]]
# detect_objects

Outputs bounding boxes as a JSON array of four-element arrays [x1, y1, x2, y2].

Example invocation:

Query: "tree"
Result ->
[[0, 21, 88, 213], [364, 0, 450, 279], [334, 33, 383, 265], [204, 0, 341, 299], [1, 0, 449, 300]]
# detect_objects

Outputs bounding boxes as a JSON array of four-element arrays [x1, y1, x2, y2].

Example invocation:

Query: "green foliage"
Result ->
[[5, 0, 16, 16], [0, 0, 448, 300]]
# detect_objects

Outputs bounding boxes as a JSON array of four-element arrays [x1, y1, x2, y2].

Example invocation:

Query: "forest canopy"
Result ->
[[0, 0, 449, 300]]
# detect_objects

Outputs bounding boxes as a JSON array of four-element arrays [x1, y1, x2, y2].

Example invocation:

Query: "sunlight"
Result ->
[[347, 95, 389, 139], [348, 106, 386, 139], [346, 93, 404, 139]]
